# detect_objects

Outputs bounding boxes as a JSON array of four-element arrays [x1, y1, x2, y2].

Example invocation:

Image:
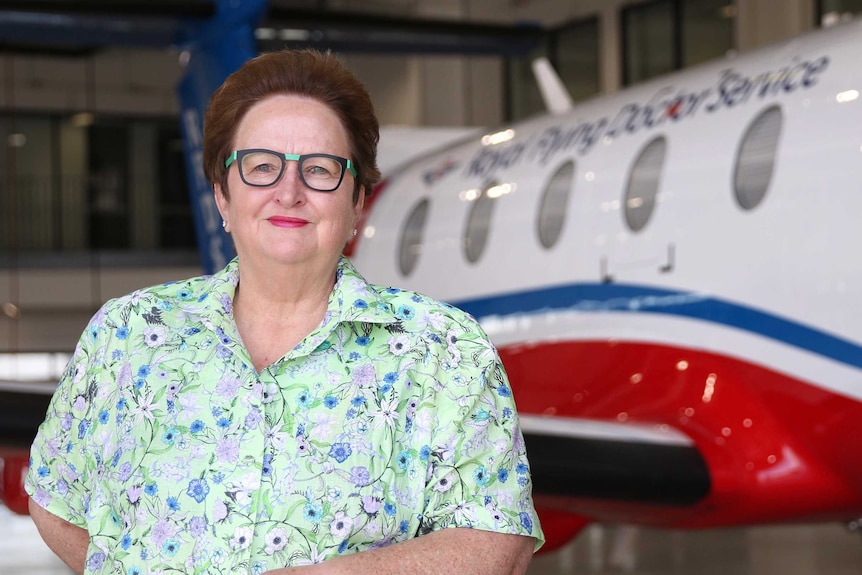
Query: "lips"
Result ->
[[267, 216, 309, 228]]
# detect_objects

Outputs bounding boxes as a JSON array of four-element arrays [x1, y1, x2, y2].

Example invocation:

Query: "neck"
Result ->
[[236, 251, 341, 307], [231, 255, 340, 371]]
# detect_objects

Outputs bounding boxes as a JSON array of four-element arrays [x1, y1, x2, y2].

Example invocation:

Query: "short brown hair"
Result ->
[[203, 49, 380, 200]]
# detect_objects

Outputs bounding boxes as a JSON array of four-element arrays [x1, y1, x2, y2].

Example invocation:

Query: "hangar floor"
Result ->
[[3, 505, 861, 574]]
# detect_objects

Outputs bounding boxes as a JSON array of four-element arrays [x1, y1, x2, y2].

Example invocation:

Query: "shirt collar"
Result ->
[[192, 256, 396, 363], [191, 256, 394, 321]]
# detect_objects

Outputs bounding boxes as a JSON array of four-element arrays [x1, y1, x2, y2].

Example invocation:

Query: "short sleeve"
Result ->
[[420, 315, 544, 550], [25, 311, 106, 528]]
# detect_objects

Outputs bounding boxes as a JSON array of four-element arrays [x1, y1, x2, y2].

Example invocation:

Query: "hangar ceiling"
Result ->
[[0, 0, 545, 57]]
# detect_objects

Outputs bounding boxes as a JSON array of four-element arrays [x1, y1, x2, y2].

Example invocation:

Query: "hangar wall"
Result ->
[[0, 0, 846, 354]]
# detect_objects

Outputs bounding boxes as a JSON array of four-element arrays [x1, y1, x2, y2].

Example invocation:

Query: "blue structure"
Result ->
[[176, 0, 268, 274]]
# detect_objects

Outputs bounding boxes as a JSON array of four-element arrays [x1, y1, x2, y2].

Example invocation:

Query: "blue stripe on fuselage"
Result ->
[[450, 283, 862, 370]]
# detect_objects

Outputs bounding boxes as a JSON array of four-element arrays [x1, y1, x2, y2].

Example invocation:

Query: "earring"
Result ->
[[221, 220, 227, 229], [352, 229, 358, 237]]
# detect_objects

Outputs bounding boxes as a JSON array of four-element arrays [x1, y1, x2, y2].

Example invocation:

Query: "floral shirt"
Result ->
[[26, 256, 543, 574]]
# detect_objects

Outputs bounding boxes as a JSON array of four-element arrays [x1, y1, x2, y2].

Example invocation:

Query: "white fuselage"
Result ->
[[352, 20, 862, 404]]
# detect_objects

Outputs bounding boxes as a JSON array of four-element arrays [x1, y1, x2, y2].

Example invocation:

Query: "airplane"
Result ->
[[2, 3, 862, 559], [343, 18, 862, 553]]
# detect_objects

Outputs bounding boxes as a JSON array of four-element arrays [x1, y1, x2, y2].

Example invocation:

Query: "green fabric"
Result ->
[[26, 256, 544, 574]]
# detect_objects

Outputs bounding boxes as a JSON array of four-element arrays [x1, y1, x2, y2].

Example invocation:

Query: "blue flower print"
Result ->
[[350, 466, 371, 486], [473, 465, 489, 486], [215, 327, 232, 345], [296, 390, 312, 408], [187, 478, 210, 503], [396, 450, 412, 471], [162, 428, 178, 445], [87, 552, 106, 571], [162, 539, 180, 557], [395, 305, 415, 320], [303, 501, 323, 523], [77, 419, 90, 439], [353, 299, 368, 309], [329, 442, 352, 463], [24, 256, 544, 568], [519, 512, 533, 534]]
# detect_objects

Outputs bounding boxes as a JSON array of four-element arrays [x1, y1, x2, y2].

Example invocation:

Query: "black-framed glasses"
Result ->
[[225, 149, 357, 192]]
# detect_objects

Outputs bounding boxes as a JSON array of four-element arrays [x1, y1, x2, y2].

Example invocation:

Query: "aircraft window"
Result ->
[[734, 105, 782, 211], [624, 136, 667, 232], [398, 198, 430, 276], [464, 181, 499, 263], [537, 160, 576, 249]]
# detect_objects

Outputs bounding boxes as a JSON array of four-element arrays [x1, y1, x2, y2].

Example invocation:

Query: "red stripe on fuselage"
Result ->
[[502, 340, 862, 527]]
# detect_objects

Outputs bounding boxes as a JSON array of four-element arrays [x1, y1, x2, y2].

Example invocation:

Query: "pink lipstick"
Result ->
[[268, 216, 309, 228]]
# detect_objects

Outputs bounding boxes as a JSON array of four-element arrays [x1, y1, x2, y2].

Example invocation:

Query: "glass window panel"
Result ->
[[0, 112, 195, 259], [537, 160, 576, 249], [158, 127, 196, 249], [555, 18, 600, 103], [506, 18, 599, 121], [682, 0, 735, 67], [464, 182, 498, 264], [733, 106, 782, 211], [399, 198, 430, 277], [623, 0, 675, 86], [0, 117, 57, 251], [819, 0, 862, 24], [624, 137, 667, 232], [88, 122, 130, 249], [507, 41, 550, 121]]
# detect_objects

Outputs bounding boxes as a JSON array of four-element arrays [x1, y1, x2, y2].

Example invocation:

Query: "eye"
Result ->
[[250, 161, 279, 174], [304, 162, 337, 177], [240, 152, 283, 181]]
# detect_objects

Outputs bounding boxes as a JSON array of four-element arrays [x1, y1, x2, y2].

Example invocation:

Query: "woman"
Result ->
[[26, 49, 543, 575]]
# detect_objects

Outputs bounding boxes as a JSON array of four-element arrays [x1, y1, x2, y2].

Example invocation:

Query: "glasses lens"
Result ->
[[240, 151, 283, 186], [300, 155, 344, 191]]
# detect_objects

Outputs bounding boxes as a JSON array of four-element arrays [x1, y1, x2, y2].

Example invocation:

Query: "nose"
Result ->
[[273, 161, 307, 205]]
